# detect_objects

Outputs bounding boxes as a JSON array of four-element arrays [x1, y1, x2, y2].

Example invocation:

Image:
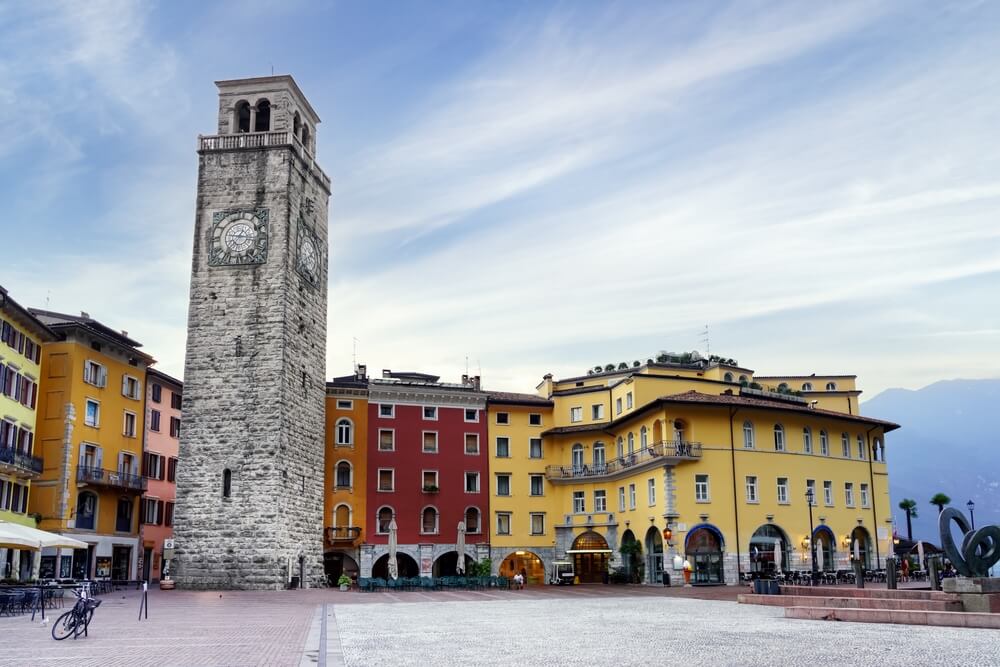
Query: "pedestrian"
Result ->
[[900, 557, 909, 583], [513, 572, 524, 590]]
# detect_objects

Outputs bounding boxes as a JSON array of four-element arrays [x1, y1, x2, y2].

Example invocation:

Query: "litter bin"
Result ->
[[662, 572, 670, 586], [753, 579, 763, 594], [766, 579, 780, 595]]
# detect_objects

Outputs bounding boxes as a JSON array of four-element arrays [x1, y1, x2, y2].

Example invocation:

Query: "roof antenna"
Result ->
[[45, 289, 51, 309], [352, 337, 359, 370], [701, 324, 710, 357], [465, 355, 469, 377], [271, 64, 274, 76]]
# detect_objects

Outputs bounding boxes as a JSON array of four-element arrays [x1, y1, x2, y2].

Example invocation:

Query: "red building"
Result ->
[[362, 370, 488, 578]]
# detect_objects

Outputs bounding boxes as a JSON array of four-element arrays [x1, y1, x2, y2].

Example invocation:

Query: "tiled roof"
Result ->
[[754, 374, 857, 380], [486, 391, 553, 406], [29, 307, 153, 360], [147, 367, 183, 387], [0, 286, 58, 342]]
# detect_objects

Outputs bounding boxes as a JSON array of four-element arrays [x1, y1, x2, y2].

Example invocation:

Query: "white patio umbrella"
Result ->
[[387, 517, 399, 580], [455, 521, 466, 575], [816, 538, 824, 572], [853, 537, 861, 563], [0, 521, 87, 581], [917, 541, 925, 571], [773, 540, 782, 575]]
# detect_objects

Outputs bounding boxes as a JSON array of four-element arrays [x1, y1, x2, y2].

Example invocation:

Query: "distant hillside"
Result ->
[[863, 379, 1000, 543]]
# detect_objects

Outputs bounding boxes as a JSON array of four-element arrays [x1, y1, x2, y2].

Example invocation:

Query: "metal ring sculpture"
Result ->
[[938, 507, 1000, 577]]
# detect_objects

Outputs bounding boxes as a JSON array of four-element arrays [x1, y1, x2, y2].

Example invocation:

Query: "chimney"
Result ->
[[382, 369, 391, 378], [472, 375, 481, 391], [357, 364, 367, 380], [462, 374, 469, 386], [121, 330, 128, 337], [80, 311, 90, 318]]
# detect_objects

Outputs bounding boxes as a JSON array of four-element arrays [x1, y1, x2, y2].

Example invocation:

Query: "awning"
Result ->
[[0, 521, 88, 550], [565, 549, 614, 554]]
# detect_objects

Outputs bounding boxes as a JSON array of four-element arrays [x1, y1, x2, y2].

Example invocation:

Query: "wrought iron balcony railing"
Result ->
[[545, 440, 702, 482], [0, 446, 43, 477], [77, 466, 147, 492], [325, 526, 362, 544]]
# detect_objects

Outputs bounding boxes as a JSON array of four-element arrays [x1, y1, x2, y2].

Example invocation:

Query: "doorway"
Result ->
[[112, 546, 132, 580], [571, 531, 610, 583]]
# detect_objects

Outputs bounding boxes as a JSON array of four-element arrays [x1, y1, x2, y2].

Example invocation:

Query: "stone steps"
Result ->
[[739, 593, 962, 612], [785, 606, 1000, 629], [778, 585, 955, 601]]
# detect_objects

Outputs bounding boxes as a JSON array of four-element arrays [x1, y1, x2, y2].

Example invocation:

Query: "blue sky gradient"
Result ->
[[2, 1, 998, 396]]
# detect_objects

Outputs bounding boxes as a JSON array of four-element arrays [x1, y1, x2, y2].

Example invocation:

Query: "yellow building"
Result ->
[[490, 353, 898, 586], [0, 286, 57, 580], [29, 310, 153, 581]]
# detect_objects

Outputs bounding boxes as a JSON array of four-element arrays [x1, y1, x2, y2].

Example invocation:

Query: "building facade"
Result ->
[[0, 286, 56, 580], [140, 368, 181, 582], [173, 75, 331, 589], [29, 310, 153, 581]]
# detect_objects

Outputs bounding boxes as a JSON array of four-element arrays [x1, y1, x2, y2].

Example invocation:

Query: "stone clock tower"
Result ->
[[173, 76, 330, 589]]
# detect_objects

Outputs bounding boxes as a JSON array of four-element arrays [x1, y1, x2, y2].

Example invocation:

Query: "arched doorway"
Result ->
[[750, 524, 790, 575], [432, 551, 475, 577], [644, 526, 664, 584], [323, 552, 359, 583], [500, 551, 545, 585], [686, 524, 724, 584], [571, 531, 611, 583], [851, 527, 872, 569], [813, 526, 836, 572], [372, 552, 419, 579], [620, 529, 640, 582]]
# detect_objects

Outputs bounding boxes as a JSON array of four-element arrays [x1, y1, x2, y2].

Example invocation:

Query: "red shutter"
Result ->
[[156, 500, 164, 525]]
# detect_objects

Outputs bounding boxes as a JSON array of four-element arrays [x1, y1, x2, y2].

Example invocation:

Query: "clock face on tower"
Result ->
[[296, 223, 322, 286], [209, 209, 269, 266]]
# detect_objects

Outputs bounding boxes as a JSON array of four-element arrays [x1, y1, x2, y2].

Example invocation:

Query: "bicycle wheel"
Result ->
[[51, 611, 78, 640]]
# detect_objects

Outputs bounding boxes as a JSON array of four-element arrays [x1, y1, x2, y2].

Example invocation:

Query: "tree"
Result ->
[[898, 499, 918, 541], [929, 493, 951, 513]]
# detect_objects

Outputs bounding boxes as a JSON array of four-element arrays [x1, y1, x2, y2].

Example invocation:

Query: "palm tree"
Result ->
[[929, 493, 951, 513], [898, 499, 918, 541]]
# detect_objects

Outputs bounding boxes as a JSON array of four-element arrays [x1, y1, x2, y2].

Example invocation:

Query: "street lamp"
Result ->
[[967, 500, 976, 530], [805, 488, 818, 585]]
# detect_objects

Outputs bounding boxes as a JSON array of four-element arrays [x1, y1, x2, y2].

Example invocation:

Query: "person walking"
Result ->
[[900, 557, 910, 583]]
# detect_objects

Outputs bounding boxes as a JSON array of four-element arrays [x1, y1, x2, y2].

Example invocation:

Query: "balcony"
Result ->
[[197, 130, 331, 191], [77, 466, 147, 493], [0, 446, 43, 478], [545, 440, 702, 483], [325, 526, 362, 544]]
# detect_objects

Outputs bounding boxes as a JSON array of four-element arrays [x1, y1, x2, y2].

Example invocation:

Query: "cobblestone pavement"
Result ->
[[0, 585, 994, 666]]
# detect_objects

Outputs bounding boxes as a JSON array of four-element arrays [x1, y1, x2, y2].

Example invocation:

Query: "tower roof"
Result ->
[[215, 75, 321, 124]]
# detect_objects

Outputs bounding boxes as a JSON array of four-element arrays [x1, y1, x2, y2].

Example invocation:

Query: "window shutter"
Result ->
[[168, 457, 177, 482], [122, 374, 128, 396], [94, 446, 102, 470], [159, 456, 166, 480], [0, 363, 5, 395], [156, 500, 164, 525], [78, 443, 87, 467]]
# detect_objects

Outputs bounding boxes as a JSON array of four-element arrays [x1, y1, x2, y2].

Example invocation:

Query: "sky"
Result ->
[[1, 0, 999, 400]]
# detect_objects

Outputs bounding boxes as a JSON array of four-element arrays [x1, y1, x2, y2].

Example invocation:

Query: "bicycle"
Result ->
[[51, 588, 102, 640]]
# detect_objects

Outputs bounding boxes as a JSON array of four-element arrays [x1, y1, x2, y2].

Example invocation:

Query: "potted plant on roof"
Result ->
[[337, 574, 352, 591]]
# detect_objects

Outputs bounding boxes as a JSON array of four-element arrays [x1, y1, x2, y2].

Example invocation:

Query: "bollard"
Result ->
[[928, 556, 941, 591], [886, 558, 897, 590], [853, 559, 864, 589]]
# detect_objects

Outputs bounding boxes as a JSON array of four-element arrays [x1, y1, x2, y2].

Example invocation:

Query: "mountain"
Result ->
[[863, 379, 1000, 544]]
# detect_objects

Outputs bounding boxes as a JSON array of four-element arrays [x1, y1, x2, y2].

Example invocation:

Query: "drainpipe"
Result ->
[[728, 407, 742, 581], [866, 425, 880, 568]]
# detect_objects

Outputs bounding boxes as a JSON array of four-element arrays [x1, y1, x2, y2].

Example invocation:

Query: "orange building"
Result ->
[[323, 367, 368, 582], [140, 368, 181, 582]]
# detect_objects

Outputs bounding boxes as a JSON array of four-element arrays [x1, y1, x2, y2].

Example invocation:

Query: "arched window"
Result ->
[[802, 427, 813, 454], [777, 382, 789, 392], [826, 381, 837, 391], [335, 418, 353, 446], [254, 99, 271, 132], [724, 372, 734, 382], [222, 468, 232, 497], [819, 430, 829, 456], [235, 101, 251, 133], [773, 424, 785, 451], [841, 432, 850, 457], [801, 382, 813, 391], [673, 420, 686, 443], [616, 437, 624, 459], [738, 375, 749, 386], [377, 506, 394, 533], [627, 432, 635, 455], [76, 491, 97, 530], [593, 442, 605, 468], [333, 503, 351, 527], [465, 507, 480, 534], [293, 112, 302, 140], [335, 461, 352, 488], [742, 421, 755, 449], [640, 426, 648, 449], [302, 125, 311, 152], [571, 443, 584, 470], [421, 506, 439, 534]]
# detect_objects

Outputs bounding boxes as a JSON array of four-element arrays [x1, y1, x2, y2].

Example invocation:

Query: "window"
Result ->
[[745, 476, 758, 503], [626, 392, 633, 409], [860, 483, 870, 507], [496, 474, 511, 496], [530, 513, 545, 535], [465, 472, 480, 493], [640, 426, 648, 450], [169, 417, 181, 438], [464, 408, 479, 422], [819, 430, 829, 456], [496, 512, 511, 535], [777, 477, 789, 504], [529, 474, 544, 496], [115, 497, 133, 532], [628, 483, 636, 510], [142, 498, 162, 525], [571, 443, 584, 470], [379, 404, 394, 418], [841, 433, 850, 458], [336, 399, 353, 410], [378, 469, 394, 491], [335, 461, 352, 489], [742, 421, 755, 449], [423, 406, 438, 420], [803, 427, 812, 454], [618, 486, 626, 511], [627, 432, 635, 455], [123, 411, 137, 437], [422, 470, 438, 490], [802, 382, 813, 391], [695, 474, 709, 502], [723, 371, 734, 382], [377, 507, 393, 533], [421, 507, 439, 534], [85, 400, 100, 427], [143, 453, 164, 480], [423, 431, 438, 453], [615, 397, 622, 415], [806, 479, 816, 505], [826, 382, 837, 391], [378, 429, 394, 451], [496, 437, 510, 458], [122, 374, 141, 400], [529, 413, 542, 426], [773, 424, 785, 451], [83, 360, 106, 387], [464, 433, 480, 455], [76, 492, 97, 529], [335, 419, 353, 446], [170, 392, 182, 410], [591, 404, 604, 420], [529, 438, 542, 459], [151, 384, 162, 403], [570, 407, 582, 423], [823, 480, 833, 506], [647, 478, 656, 505], [496, 412, 509, 425], [465, 507, 481, 533], [616, 437, 624, 459], [223, 468, 232, 497], [857, 435, 865, 459], [845, 482, 855, 507], [593, 442, 605, 468], [594, 490, 607, 512], [150, 409, 161, 432], [167, 457, 177, 482], [572, 491, 585, 513]]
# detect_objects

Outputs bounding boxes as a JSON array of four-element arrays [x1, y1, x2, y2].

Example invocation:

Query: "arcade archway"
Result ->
[[372, 552, 419, 579], [644, 526, 664, 584], [571, 531, 611, 583], [499, 551, 545, 585], [686, 524, 724, 584], [432, 551, 476, 577]]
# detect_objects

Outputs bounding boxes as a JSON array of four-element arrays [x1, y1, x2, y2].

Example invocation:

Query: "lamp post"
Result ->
[[967, 500, 975, 529], [805, 488, 818, 585]]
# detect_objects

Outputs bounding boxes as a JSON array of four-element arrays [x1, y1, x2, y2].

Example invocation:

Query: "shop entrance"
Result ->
[[686, 525, 724, 584], [570, 531, 610, 583], [499, 551, 545, 585], [112, 546, 131, 580]]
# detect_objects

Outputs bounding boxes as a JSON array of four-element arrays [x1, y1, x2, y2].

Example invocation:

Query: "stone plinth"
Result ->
[[942, 577, 1000, 613]]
